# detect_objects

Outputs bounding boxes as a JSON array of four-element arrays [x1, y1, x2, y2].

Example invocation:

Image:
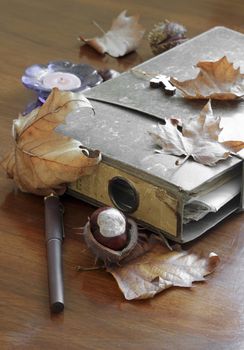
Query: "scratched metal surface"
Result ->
[[58, 27, 244, 194], [85, 27, 244, 121]]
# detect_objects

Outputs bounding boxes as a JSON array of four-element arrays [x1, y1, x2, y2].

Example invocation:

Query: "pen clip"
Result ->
[[59, 202, 65, 240], [44, 192, 65, 240]]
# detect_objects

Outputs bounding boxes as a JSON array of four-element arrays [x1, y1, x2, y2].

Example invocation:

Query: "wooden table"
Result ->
[[1, 1, 244, 349]]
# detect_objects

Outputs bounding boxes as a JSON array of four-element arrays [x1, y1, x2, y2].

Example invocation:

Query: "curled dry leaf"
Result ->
[[108, 241, 220, 300], [170, 56, 244, 100], [149, 100, 230, 166], [79, 10, 145, 57], [1, 88, 101, 195]]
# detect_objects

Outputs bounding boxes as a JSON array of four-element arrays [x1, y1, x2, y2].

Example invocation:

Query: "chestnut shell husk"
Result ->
[[148, 20, 187, 55], [83, 218, 138, 265]]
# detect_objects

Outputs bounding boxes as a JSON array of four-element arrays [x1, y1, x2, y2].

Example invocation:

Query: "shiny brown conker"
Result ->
[[89, 207, 128, 251]]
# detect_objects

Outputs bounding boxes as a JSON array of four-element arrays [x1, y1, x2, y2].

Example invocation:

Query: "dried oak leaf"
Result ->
[[149, 100, 230, 166], [170, 56, 244, 100], [108, 242, 220, 300], [79, 10, 145, 57], [1, 88, 101, 196]]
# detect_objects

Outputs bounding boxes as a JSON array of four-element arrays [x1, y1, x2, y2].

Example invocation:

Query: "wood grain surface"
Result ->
[[1, 1, 244, 349]]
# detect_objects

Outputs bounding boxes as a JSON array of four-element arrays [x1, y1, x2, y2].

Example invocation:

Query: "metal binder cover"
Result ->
[[85, 26, 244, 122], [60, 27, 244, 195], [58, 27, 244, 242]]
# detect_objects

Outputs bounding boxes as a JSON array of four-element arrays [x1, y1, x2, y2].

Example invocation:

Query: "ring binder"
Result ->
[[58, 27, 244, 242]]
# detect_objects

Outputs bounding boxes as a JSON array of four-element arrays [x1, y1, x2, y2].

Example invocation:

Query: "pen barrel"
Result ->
[[47, 239, 64, 313], [44, 194, 64, 313], [44, 195, 64, 241]]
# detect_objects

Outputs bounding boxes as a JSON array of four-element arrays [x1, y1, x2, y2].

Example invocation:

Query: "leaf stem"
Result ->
[[74, 265, 105, 271], [155, 232, 173, 251], [92, 20, 106, 34], [175, 154, 190, 167], [130, 69, 160, 80]]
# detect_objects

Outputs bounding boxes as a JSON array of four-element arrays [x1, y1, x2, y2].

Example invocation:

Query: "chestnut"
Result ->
[[89, 207, 128, 251]]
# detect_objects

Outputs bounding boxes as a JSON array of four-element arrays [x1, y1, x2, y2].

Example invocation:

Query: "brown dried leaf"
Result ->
[[79, 10, 145, 57], [170, 56, 244, 100], [108, 242, 220, 300], [149, 100, 230, 166], [1, 88, 101, 195], [222, 140, 244, 153]]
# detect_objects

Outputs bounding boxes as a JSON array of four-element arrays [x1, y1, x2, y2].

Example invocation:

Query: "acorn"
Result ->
[[83, 207, 138, 265]]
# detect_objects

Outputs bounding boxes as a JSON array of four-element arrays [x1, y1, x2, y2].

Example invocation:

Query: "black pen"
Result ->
[[44, 193, 64, 313]]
